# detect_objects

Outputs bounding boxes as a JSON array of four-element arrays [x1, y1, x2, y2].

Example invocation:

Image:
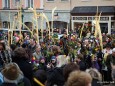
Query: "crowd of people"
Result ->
[[0, 28, 115, 86]]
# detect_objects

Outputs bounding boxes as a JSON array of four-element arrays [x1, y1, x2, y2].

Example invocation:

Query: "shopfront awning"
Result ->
[[71, 6, 115, 16]]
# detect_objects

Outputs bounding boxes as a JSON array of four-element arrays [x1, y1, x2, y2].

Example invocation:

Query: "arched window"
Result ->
[[24, 22, 33, 31], [3, 21, 10, 28]]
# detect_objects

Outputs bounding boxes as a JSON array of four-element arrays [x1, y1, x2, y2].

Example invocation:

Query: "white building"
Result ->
[[44, 0, 115, 34]]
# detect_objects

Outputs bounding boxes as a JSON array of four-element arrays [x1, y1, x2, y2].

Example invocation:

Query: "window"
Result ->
[[40, 0, 44, 9], [3, 21, 10, 28], [61, 0, 69, 1], [15, 0, 20, 3], [15, 0, 20, 2], [47, 0, 54, 1], [15, 0, 20, 6], [26, 0, 33, 8], [3, 0, 10, 9], [24, 22, 33, 30], [81, 0, 90, 1]]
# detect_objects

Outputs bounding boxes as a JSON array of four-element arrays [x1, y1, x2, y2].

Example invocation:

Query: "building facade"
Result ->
[[0, 0, 44, 31], [43, 0, 71, 32], [44, 0, 115, 34], [0, 0, 115, 34]]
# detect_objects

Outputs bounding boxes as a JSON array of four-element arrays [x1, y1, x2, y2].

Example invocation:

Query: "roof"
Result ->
[[71, 6, 115, 16]]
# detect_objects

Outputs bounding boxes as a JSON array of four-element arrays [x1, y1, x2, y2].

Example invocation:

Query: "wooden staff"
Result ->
[[19, 1, 22, 38], [33, 9, 39, 43], [52, 7, 57, 36], [32, 16, 40, 41], [80, 23, 85, 39], [32, 17, 38, 38], [33, 78, 45, 86], [94, 6, 103, 50], [67, 23, 69, 36], [32, 18, 38, 22], [97, 12, 103, 51], [11, 21, 15, 44], [8, 12, 10, 46], [42, 13, 50, 39], [33, 13, 51, 39], [8, 26, 10, 46], [18, 21, 33, 36], [31, 22, 34, 36], [94, 16, 98, 38], [41, 14, 44, 41]]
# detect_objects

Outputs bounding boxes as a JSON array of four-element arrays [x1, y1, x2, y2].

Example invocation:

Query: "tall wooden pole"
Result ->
[[52, 7, 57, 36]]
